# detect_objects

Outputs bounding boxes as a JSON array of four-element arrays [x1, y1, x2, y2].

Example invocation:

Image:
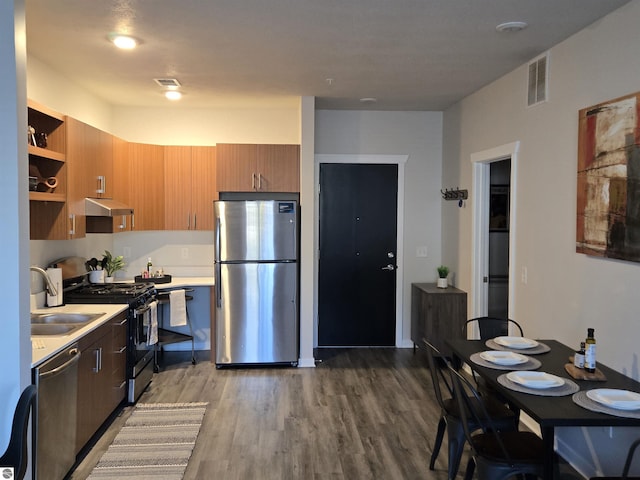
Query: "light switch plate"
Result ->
[[416, 246, 428, 258]]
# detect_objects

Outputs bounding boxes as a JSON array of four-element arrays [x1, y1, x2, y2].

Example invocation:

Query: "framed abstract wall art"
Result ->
[[576, 91, 640, 262]]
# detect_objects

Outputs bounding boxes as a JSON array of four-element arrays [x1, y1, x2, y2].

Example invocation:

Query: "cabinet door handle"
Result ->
[[131, 214, 135, 230], [93, 348, 101, 373], [187, 213, 191, 230], [252, 172, 257, 190], [116, 346, 126, 354], [258, 173, 263, 190], [193, 213, 197, 230], [120, 215, 126, 230], [97, 175, 105, 194], [69, 214, 76, 235]]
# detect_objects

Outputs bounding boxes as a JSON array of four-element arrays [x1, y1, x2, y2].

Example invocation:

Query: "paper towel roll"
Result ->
[[46, 267, 63, 307]]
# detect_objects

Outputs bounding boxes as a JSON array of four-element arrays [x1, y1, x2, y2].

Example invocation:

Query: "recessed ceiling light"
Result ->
[[164, 90, 182, 101], [360, 97, 377, 104], [496, 21, 528, 33], [108, 33, 139, 49]]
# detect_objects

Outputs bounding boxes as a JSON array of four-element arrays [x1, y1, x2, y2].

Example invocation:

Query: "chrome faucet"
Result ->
[[30, 266, 58, 296]]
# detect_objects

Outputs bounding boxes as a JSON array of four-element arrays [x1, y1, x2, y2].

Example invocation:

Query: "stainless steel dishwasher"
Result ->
[[34, 344, 80, 480]]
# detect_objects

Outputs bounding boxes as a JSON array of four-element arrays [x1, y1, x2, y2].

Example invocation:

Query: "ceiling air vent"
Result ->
[[527, 53, 549, 107], [153, 78, 181, 88]]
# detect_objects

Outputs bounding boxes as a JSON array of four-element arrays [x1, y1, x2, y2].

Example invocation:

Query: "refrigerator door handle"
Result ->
[[215, 262, 222, 307], [215, 217, 222, 307]]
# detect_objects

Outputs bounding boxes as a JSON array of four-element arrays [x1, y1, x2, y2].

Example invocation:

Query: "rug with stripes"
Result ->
[[87, 402, 208, 479]]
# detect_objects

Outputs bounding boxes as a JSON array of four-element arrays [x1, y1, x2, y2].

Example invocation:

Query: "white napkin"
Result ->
[[147, 300, 158, 345], [169, 289, 187, 327]]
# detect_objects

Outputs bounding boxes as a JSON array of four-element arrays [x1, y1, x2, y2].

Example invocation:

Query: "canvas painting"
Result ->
[[576, 92, 640, 262]]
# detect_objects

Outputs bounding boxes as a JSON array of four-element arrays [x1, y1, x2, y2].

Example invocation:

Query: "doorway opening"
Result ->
[[470, 142, 519, 331]]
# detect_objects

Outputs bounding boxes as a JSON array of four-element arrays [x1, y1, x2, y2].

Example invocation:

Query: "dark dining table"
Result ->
[[447, 338, 640, 479]]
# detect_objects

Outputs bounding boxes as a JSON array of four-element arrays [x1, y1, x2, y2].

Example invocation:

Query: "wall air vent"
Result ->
[[527, 52, 549, 107], [153, 78, 181, 88]]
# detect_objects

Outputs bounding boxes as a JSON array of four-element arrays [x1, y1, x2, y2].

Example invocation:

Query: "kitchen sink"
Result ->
[[30, 312, 104, 336], [31, 323, 83, 336], [31, 312, 104, 324]]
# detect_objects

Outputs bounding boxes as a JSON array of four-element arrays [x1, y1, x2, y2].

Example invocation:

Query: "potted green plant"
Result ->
[[437, 265, 449, 288], [101, 250, 125, 282]]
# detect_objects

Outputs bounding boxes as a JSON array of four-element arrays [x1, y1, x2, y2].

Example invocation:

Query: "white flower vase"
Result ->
[[105, 276, 115, 283], [437, 277, 448, 289]]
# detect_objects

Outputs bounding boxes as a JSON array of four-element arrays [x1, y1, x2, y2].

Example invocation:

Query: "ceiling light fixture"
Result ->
[[108, 33, 139, 49], [496, 21, 528, 33], [360, 97, 378, 104], [164, 90, 182, 101]]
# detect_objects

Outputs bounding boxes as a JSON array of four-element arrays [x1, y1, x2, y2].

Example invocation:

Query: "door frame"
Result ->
[[470, 142, 519, 332], [315, 154, 408, 347]]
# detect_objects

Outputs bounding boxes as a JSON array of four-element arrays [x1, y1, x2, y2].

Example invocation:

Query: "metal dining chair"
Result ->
[[590, 438, 640, 479], [0, 385, 37, 480], [463, 316, 524, 422], [422, 339, 517, 480], [463, 316, 523, 340], [447, 363, 552, 480]]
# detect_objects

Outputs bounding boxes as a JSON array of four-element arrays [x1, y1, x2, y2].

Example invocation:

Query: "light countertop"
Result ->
[[31, 304, 128, 367], [31, 277, 214, 368]]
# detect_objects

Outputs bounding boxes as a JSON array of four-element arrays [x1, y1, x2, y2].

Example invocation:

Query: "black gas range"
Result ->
[[65, 281, 157, 403]]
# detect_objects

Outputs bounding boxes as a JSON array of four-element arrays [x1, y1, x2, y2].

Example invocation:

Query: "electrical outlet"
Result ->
[[521, 266, 528, 284], [181, 247, 189, 259], [416, 246, 428, 258]]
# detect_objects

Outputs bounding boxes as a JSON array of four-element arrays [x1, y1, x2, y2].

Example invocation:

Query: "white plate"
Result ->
[[506, 371, 564, 389], [479, 350, 528, 366], [586, 389, 640, 410], [494, 336, 539, 349]]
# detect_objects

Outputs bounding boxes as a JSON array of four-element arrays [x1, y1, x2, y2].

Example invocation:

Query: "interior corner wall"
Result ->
[[442, 2, 640, 476], [315, 110, 443, 346]]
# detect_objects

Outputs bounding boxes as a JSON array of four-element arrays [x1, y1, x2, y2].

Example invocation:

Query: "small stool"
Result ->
[[153, 288, 197, 371]]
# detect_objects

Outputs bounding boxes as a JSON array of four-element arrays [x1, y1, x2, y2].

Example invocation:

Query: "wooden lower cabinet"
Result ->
[[76, 311, 127, 453], [411, 283, 467, 357]]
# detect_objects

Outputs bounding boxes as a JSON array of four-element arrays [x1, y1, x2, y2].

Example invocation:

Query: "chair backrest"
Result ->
[[463, 316, 523, 340], [622, 438, 640, 479], [447, 364, 513, 461], [0, 385, 37, 480], [422, 339, 454, 411]]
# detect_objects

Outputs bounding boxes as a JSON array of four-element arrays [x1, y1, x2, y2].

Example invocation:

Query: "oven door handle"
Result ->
[[134, 303, 152, 317]]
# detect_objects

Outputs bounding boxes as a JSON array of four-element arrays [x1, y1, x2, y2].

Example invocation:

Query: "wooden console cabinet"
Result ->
[[411, 283, 467, 356]]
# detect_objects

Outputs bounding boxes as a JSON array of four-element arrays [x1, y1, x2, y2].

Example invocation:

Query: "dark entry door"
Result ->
[[318, 163, 398, 346]]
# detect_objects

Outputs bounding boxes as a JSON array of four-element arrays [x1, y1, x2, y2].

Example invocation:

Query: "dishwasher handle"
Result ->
[[39, 348, 80, 379]]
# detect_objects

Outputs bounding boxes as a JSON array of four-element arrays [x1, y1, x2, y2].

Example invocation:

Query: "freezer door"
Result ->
[[216, 262, 298, 364], [214, 200, 297, 262]]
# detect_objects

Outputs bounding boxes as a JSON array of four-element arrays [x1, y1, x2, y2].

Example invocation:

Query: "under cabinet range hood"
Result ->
[[85, 198, 134, 217]]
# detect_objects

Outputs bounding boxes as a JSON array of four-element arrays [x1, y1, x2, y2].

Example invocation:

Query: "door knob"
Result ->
[[381, 264, 395, 271]]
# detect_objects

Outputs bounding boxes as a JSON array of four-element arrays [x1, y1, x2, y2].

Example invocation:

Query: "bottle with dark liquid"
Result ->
[[585, 328, 596, 373]]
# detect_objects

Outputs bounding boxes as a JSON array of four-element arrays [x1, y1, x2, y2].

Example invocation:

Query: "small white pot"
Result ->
[[89, 270, 105, 283], [437, 277, 448, 289], [104, 276, 115, 283]]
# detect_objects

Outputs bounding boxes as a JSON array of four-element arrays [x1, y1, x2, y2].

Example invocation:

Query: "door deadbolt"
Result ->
[[381, 264, 395, 271], [387, 252, 395, 258]]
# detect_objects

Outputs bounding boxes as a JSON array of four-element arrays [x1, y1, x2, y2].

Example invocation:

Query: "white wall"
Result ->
[[442, 2, 640, 476], [0, 0, 31, 466], [315, 110, 443, 346]]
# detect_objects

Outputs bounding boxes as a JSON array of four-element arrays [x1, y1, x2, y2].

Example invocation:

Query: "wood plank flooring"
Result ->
[[69, 348, 582, 480]]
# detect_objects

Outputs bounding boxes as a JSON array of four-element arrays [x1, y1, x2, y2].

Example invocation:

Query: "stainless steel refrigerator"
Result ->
[[214, 200, 299, 366]]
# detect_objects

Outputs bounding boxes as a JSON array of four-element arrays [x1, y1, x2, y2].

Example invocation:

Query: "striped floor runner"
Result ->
[[87, 402, 207, 480]]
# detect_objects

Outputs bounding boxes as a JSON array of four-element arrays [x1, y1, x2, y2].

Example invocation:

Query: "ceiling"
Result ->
[[25, 0, 630, 111]]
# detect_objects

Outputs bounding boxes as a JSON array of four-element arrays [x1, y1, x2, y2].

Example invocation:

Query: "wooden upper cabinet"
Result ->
[[28, 100, 68, 240], [216, 143, 299, 193], [85, 126, 114, 199], [66, 117, 87, 239], [216, 144, 257, 192], [257, 144, 300, 192], [128, 143, 165, 231], [164, 146, 217, 230]]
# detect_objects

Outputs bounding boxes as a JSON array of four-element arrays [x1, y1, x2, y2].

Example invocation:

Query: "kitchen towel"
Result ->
[[169, 289, 187, 327], [147, 300, 158, 345], [45, 267, 63, 307]]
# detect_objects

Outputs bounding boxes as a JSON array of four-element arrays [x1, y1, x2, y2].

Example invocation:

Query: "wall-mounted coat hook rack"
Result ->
[[440, 187, 468, 201]]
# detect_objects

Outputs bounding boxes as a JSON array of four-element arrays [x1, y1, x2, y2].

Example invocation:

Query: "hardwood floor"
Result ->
[[69, 348, 583, 479]]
